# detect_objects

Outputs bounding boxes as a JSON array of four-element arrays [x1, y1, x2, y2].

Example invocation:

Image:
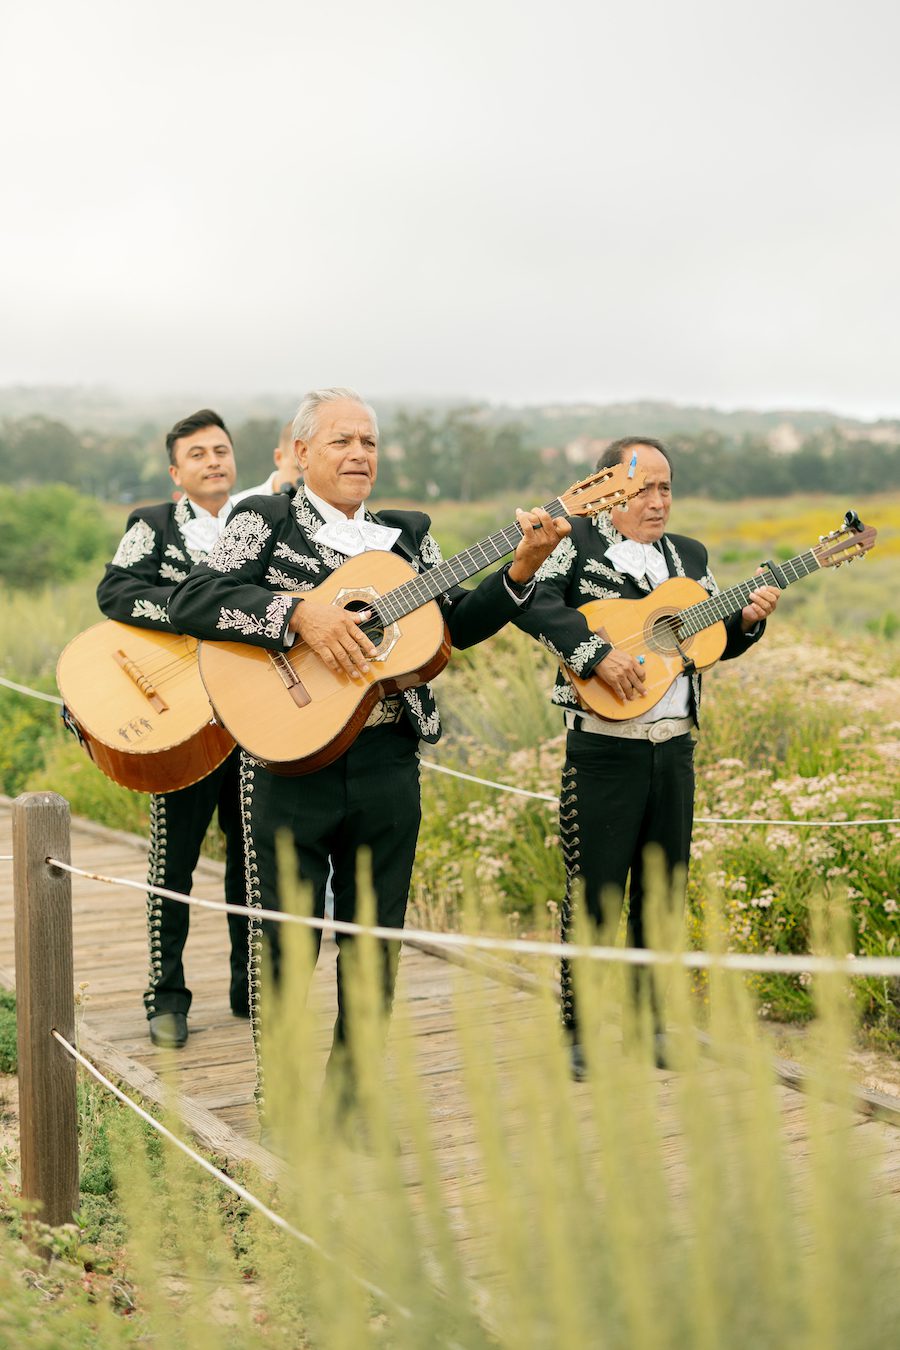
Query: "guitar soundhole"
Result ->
[[647, 612, 685, 654], [343, 599, 385, 649]]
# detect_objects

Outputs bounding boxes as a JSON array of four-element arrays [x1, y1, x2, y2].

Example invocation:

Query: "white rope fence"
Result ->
[[45, 856, 900, 978], [0, 674, 64, 705], [419, 760, 900, 826], [2, 668, 897, 827], [50, 1029, 412, 1319]]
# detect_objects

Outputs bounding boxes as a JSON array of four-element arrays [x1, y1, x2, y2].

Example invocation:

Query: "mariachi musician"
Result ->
[[168, 386, 569, 1120], [514, 437, 780, 1077], [97, 409, 250, 1049]]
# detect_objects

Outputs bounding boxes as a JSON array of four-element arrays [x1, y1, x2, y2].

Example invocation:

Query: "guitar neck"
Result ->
[[679, 549, 822, 636], [374, 498, 567, 623]]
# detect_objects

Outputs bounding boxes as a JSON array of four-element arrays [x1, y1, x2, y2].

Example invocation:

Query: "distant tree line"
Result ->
[[1, 410, 899, 505]]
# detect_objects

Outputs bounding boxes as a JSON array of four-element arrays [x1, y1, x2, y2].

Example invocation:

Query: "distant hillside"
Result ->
[[481, 400, 900, 450], [0, 385, 897, 446]]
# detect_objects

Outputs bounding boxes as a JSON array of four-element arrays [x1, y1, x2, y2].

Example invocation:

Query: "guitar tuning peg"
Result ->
[[620, 502, 629, 512]]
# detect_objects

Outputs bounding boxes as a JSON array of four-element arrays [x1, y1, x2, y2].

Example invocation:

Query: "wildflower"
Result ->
[[884, 899, 899, 915]]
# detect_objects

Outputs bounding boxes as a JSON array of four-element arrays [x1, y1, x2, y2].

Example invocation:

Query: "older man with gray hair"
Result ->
[[170, 387, 569, 1127]]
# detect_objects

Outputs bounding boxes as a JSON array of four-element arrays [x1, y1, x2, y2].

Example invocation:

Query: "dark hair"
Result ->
[[165, 409, 232, 464], [596, 436, 673, 478]]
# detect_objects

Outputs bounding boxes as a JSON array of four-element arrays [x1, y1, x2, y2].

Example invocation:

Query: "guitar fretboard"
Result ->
[[678, 549, 821, 636], [374, 498, 569, 623]]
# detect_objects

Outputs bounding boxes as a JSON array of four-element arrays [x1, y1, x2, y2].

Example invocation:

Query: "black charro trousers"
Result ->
[[145, 748, 249, 1018], [558, 729, 695, 1037], [241, 721, 422, 1078]]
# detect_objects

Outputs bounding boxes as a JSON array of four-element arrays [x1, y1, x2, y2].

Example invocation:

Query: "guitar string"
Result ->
[[96, 480, 635, 690], [574, 548, 832, 658], [106, 537, 856, 690]]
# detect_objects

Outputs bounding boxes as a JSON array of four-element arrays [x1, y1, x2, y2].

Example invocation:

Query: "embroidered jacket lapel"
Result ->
[[291, 487, 347, 574], [172, 496, 206, 565]]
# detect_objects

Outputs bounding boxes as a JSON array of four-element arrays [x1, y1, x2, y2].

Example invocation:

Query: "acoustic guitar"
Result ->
[[569, 510, 877, 721], [57, 622, 236, 793], [198, 466, 646, 775]]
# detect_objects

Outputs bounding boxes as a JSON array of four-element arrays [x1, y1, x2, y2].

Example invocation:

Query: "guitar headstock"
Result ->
[[813, 510, 878, 568], [557, 464, 647, 518]]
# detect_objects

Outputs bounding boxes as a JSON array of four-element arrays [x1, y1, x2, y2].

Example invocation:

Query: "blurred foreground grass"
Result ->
[[2, 877, 900, 1347]]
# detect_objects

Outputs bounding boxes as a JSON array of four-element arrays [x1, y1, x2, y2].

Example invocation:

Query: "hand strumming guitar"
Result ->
[[288, 601, 377, 680], [593, 649, 647, 703]]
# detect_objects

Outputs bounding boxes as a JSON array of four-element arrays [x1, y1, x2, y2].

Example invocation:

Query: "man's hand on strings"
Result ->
[[288, 600, 377, 679], [594, 649, 647, 702], [741, 569, 780, 631], [508, 508, 572, 584]]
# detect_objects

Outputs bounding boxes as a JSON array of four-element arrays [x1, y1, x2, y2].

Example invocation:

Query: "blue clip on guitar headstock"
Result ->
[[627, 450, 638, 479]]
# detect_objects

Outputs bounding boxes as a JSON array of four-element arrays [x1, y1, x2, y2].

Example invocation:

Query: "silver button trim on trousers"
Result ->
[[564, 711, 694, 742]]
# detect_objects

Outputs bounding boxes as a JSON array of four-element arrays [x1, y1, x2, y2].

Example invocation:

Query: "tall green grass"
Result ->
[[5, 874, 899, 1346]]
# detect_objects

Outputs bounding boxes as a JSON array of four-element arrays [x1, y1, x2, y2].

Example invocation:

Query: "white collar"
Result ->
[[303, 485, 367, 527], [185, 496, 234, 522]]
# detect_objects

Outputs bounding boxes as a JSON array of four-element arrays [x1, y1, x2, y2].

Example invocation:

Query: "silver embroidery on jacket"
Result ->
[[265, 566, 314, 591], [403, 689, 441, 737], [159, 562, 189, 583], [165, 543, 187, 562], [132, 598, 168, 623], [663, 536, 686, 579], [568, 634, 606, 675], [577, 580, 620, 600], [173, 496, 208, 565], [273, 542, 320, 573], [583, 557, 624, 584], [216, 595, 293, 640], [207, 511, 272, 574], [535, 536, 576, 581], [592, 511, 621, 548], [419, 532, 443, 567], [537, 633, 565, 661], [112, 520, 155, 569]]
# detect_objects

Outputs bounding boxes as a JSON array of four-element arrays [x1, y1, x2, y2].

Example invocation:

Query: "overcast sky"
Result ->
[[2, 0, 898, 416]]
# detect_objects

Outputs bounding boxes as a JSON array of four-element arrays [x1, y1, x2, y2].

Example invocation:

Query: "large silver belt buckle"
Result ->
[[648, 719, 677, 744]]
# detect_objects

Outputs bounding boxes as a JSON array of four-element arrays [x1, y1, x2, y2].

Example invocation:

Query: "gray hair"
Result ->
[[291, 387, 379, 444]]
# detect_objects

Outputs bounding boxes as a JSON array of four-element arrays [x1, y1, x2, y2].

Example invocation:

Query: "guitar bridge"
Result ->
[[268, 651, 311, 708], [113, 650, 169, 714]]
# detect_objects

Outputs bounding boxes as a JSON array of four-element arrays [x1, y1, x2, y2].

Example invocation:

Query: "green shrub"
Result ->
[[0, 485, 119, 590], [0, 988, 16, 1073]]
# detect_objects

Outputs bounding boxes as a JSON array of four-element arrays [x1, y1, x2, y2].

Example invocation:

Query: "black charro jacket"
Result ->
[[97, 496, 211, 631], [514, 509, 765, 723], [167, 487, 529, 745]]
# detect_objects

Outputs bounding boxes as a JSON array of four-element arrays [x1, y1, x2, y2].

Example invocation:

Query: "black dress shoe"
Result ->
[[149, 1012, 188, 1048], [653, 1032, 670, 1070]]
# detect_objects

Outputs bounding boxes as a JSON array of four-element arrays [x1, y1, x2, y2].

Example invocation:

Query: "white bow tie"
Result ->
[[313, 519, 401, 557], [181, 515, 225, 556], [605, 539, 669, 587]]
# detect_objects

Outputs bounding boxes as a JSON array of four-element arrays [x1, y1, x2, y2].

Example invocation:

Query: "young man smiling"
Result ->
[[97, 409, 251, 1049]]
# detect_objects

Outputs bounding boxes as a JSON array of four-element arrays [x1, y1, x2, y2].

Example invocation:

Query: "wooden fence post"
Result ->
[[13, 791, 79, 1231]]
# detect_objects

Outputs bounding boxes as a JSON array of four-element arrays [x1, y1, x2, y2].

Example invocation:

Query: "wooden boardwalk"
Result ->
[[2, 796, 900, 1252]]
